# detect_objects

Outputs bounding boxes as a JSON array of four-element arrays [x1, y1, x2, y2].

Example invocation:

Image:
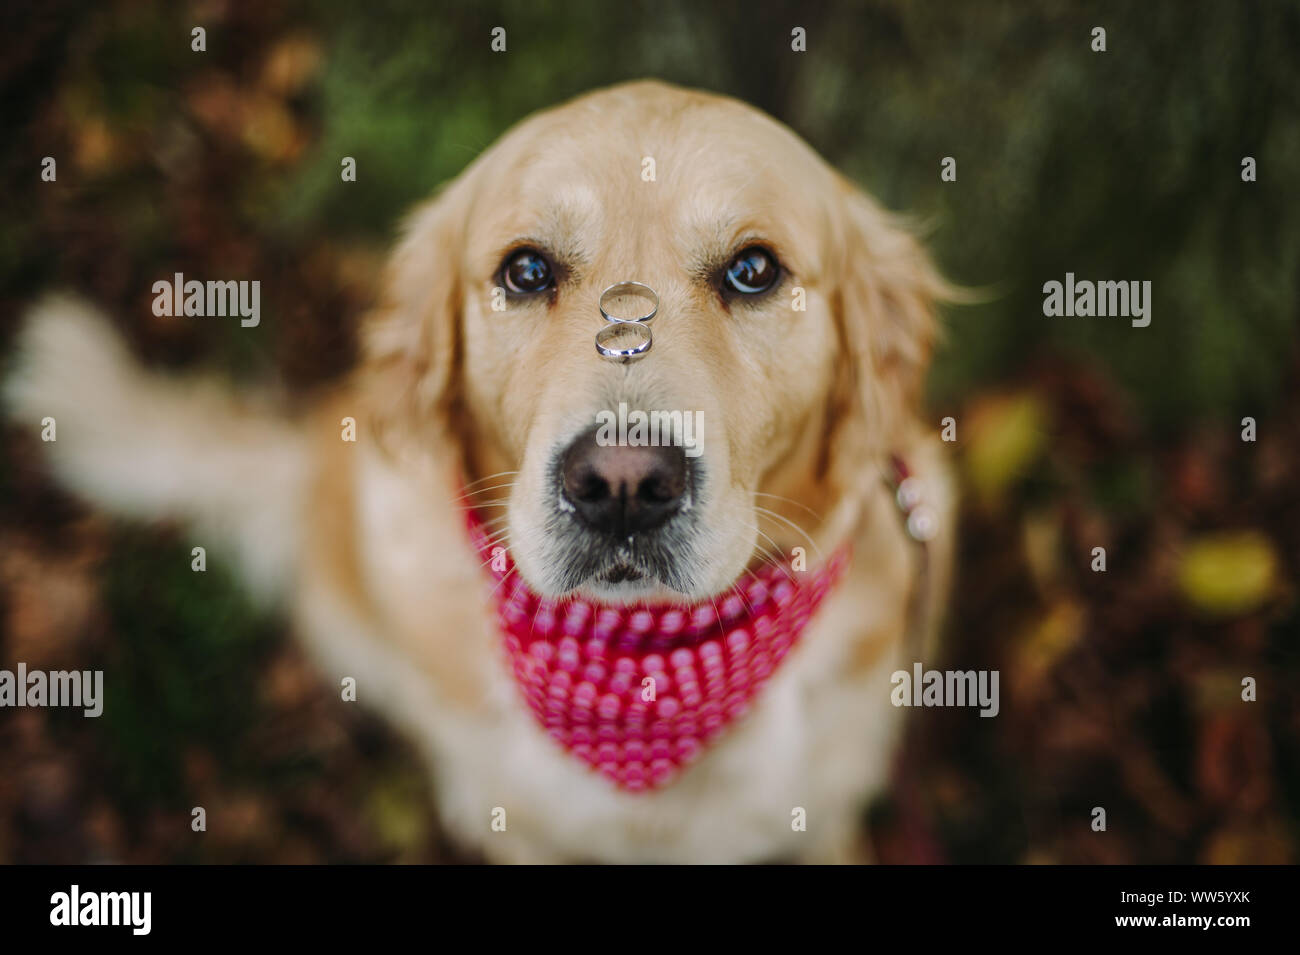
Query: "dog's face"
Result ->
[[365, 81, 943, 603]]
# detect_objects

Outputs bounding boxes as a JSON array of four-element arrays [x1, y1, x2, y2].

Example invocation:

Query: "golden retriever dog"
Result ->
[[6, 80, 954, 863]]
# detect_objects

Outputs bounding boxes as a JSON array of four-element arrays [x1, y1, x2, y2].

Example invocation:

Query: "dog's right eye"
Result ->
[[501, 249, 554, 295]]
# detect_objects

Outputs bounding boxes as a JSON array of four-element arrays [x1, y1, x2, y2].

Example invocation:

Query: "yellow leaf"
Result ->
[[963, 393, 1048, 504], [1177, 531, 1277, 615], [1018, 598, 1085, 681]]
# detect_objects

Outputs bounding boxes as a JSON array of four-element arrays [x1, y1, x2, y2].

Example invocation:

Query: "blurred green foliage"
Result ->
[[4, 1, 1297, 422], [98, 528, 276, 807], [288, 0, 1299, 428]]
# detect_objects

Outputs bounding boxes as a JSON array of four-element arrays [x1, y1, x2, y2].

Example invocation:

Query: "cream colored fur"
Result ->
[[4, 81, 954, 864]]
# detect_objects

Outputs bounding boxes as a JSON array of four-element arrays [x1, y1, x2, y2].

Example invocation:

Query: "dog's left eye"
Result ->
[[722, 246, 780, 296], [501, 249, 554, 294]]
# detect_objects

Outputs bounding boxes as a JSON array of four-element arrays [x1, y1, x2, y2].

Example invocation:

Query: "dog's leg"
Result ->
[[4, 295, 308, 602]]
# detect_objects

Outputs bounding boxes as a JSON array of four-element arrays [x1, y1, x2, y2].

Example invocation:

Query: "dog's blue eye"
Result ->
[[502, 249, 553, 294], [723, 247, 779, 295]]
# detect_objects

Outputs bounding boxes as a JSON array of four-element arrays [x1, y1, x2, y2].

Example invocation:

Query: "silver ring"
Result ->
[[598, 282, 658, 324], [595, 321, 653, 361]]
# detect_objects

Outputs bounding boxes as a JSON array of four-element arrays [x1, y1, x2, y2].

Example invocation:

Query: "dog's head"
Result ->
[[364, 80, 945, 603]]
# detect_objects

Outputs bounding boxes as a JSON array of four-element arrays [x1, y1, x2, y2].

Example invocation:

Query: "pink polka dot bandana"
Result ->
[[465, 503, 850, 792]]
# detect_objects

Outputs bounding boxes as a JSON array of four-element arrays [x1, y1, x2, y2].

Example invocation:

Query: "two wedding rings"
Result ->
[[595, 281, 658, 362]]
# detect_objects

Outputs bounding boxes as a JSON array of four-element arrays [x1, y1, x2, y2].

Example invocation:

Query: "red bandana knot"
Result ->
[[465, 503, 849, 792]]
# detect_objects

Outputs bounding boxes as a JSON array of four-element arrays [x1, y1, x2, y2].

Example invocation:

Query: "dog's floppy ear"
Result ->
[[361, 177, 474, 449], [830, 176, 949, 456]]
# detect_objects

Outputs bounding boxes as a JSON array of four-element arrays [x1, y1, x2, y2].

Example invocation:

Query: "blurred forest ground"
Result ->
[[0, 0, 1297, 862]]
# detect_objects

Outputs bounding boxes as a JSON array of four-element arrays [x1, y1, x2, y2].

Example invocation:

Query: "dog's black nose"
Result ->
[[560, 429, 687, 537]]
